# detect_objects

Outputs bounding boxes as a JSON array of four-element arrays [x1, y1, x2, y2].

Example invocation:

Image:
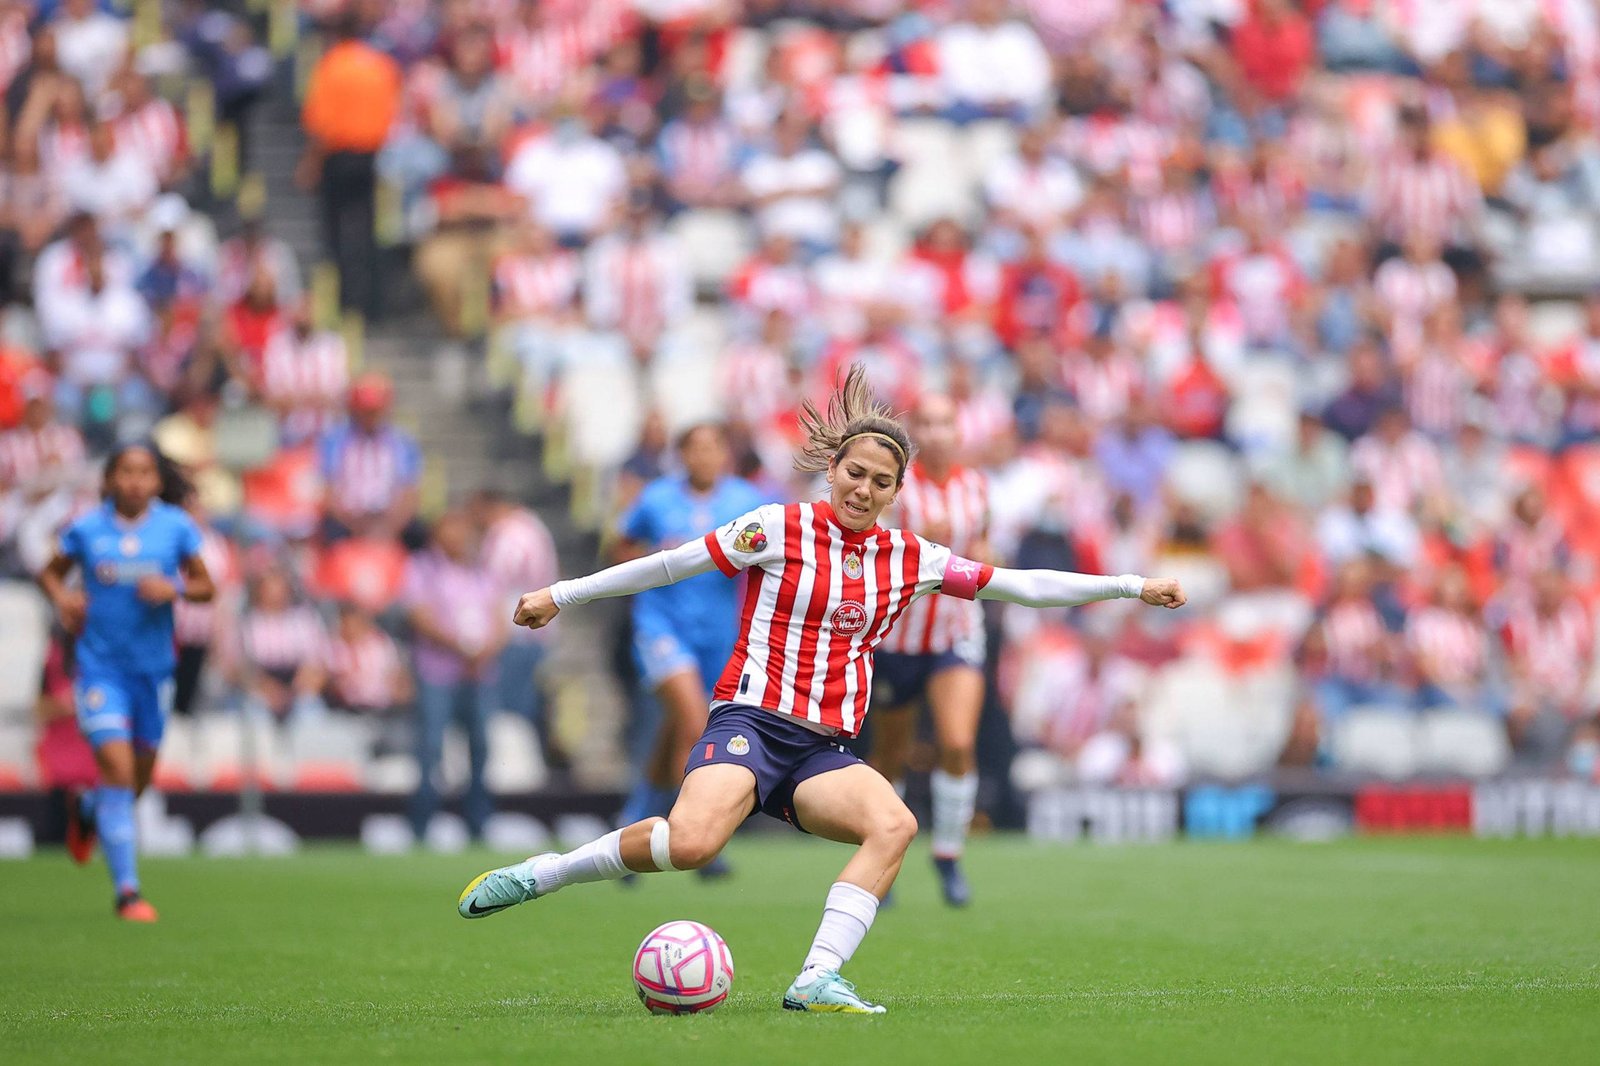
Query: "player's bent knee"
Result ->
[[870, 805, 918, 853], [664, 821, 722, 870]]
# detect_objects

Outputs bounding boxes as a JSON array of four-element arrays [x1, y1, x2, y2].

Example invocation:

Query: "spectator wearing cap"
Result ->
[[470, 488, 560, 734], [404, 510, 506, 843], [316, 372, 425, 549], [298, 12, 401, 319]]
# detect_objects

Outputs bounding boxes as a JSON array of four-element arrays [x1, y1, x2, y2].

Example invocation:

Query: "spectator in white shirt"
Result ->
[[51, 0, 129, 98], [983, 124, 1086, 231], [1316, 478, 1421, 570], [61, 122, 158, 233], [43, 244, 155, 447], [583, 192, 693, 361], [504, 104, 627, 244], [937, 0, 1053, 124], [741, 110, 844, 255]]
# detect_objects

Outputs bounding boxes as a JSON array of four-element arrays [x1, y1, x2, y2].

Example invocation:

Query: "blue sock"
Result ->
[[617, 780, 658, 827], [96, 787, 138, 896]]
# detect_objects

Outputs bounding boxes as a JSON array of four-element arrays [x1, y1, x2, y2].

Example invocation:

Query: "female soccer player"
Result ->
[[868, 392, 990, 907], [459, 367, 1184, 1013], [38, 445, 214, 921], [613, 424, 766, 859]]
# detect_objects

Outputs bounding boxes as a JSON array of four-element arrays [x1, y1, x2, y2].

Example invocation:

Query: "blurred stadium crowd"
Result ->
[[4, 0, 1600, 838]]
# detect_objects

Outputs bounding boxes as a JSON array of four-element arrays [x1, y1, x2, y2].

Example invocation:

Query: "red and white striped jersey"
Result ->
[[493, 249, 579, 319], [115, 99, 187, 181], [1319, 599, 1388, 684], [704, 501, 973, 736], [1349, 431, 1444, 513], [260, 328, 350, 442], [1405, 606, 1487, 688], [328, 626, 405, 710], [239, 605, 327, 676], [482, 506, 560, 643], [879, 465, 989, 656], [1502, 598, 1593, 705], [1365, 152, 1482, 245], [0, 421, 87, 493], [1373, 257, 1456, 351]]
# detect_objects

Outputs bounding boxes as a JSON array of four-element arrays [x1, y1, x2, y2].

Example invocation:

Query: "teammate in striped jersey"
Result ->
[[868, 393, 990, 906], [459, 367, 1185, 1014]]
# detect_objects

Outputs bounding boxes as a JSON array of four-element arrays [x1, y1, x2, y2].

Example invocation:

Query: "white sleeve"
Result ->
[[976, 567, 1144, 608], [549, 539, 717, 608]]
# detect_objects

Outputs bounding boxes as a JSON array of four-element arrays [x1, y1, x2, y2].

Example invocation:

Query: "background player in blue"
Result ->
[[613, 424, 766, 862], [38, 444, 214, 922]]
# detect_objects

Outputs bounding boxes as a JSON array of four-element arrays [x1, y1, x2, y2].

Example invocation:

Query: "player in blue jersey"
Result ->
[[38, 444, 214, 922], [613, 424, 766, 866]]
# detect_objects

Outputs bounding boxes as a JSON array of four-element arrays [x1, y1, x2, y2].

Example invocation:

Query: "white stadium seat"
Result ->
[[1164, 441, 1246, 523], [1329, 707, 1420, 780], [1415, 710, 1511, 779], [0, 583, 48, 719], [668, 210, 755, 292]]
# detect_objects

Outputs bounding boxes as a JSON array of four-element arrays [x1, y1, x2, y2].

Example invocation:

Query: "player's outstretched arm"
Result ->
[[513, 538, 719, 630], [972, 567, 1186, 610]]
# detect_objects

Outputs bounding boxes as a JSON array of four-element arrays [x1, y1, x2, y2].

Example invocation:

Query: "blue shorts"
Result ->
[[873, 644, 984, 710], [684, 703, 861, 833], [76, 668, 173, 751], [633, 622, 730, 692]]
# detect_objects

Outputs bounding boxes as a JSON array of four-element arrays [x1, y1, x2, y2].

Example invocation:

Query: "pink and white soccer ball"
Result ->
[[632, 920, 735, 1014]]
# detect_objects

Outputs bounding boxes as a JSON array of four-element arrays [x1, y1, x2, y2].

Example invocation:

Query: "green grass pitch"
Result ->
[[3, 835, 1598, 1065]]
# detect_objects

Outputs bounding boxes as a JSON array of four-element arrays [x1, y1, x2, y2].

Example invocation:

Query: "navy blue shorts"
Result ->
[[684, 703, 861, 833], [872, 646, 984, 710]]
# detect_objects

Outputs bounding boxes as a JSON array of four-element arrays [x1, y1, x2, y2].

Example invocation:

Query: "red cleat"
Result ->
[[65, 790, 96, 865], [115, 894, 159, 923]]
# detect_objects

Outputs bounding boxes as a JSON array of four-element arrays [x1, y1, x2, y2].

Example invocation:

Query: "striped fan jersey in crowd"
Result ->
[[316, 423, 422, 517], [704, 501, 990, 737], [877, 464, 989, 657], [327, 626, 404, 711], [480, 506, 560, 644], [1318, 599, 1389, 684], [492, 249, 579, 318], [239, 605, 327, 680], [1501, 598, 1593, 705], [260, 328, 350, 443], [1404, 606, 1488, 689], [0, 420, 86, 494]]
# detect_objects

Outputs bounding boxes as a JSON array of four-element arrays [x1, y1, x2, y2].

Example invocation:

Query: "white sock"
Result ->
[[929, 769, 978, 860], [531, 828, 629, 894], [799, 881, 879, 980]]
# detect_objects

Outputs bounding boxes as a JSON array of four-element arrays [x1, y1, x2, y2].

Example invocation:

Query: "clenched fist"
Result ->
[[514, 588, 560, 629], [1139, 577, 1186, 609]]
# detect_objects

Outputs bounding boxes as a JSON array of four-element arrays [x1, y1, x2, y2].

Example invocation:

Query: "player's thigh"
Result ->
[[791, 762, 916, 847], [668, 762, 758, 858], [927, 663, 984, 753]]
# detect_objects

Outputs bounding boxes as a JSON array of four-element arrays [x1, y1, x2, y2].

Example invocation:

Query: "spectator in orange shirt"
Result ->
[[297, 13, 400, 321]]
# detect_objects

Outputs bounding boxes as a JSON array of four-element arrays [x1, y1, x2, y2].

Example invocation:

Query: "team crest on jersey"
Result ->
[[843, 550, 863, 580], [830, 601, 868, 635], [732, 522, 767, 553], [120, 535, 140, 557], [726, 735, 750, 756]]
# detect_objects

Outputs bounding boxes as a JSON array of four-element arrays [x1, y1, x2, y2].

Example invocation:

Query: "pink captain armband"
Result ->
[[941, 555, 992, 601]]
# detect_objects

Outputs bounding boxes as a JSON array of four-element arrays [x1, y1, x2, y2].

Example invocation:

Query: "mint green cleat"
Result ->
[[782, 969, 887, 1014], [457, 853, 556, 919]]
